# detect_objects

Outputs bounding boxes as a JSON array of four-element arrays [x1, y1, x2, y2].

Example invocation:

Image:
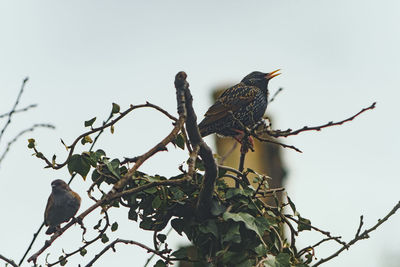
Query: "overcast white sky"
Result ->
[[1, 1, 399, 266]]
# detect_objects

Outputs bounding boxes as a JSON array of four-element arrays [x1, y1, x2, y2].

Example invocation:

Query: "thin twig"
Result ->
[[0, 123, 55, 167], [0, 77, 29, 144], [85, 238, 174, 267], [33, 102, 178, 170], [285, 215, 346, 247], [143, 228, 174, 267], [267, 102, 376, 138], [22, 111, 111, 262], [47, 212, 110, 266], [0, 253, 18, 267], [219, 142, 238, 165], [253, 135, 302, 153], [269, 87, 283, 103], [174, 71, 218, 219], [297, 236, 342, 258], [0, 103, 37, 119], [313, 201, 400, 266], [355, 215, 364, 238], [19, 222, 45, 265], [27, 74, 188, 263]]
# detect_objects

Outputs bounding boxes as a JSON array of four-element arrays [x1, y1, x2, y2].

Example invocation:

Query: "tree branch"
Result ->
[[47, 212, 110, 266], [0, 253, 18, 267], [0, 103, 37, 119], [266, 102, 376, 138], [0, 77, 29, 144], [174, 71, 218, 218], [32, 102, 178, 169], [27, 73, 188, 264], [0, 123, 55, 167], [268, 87, 283, 103], [85, 238, 175, 267], [312, 200, 400, 266]]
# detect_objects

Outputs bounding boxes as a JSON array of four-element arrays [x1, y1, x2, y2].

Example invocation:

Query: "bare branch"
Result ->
[[47, 212, 110, 266], [253, 135, 302, 153], [269, 87, 283, 103], [267, 102, 376, 138], [312, 201, 400, 266], [0, 103, 37, 119], [0, 77, 29, 144], [33, 102, 178, 170], [174, 71, 218, 218], [0, 253, 18, 267], [27, 73, 188, 263], [19, 222, 45, 265], [285, 215, 347, 247], [85, 238, 174, 267], [219, 142, 238, 165], [0, 123, 55, 167]]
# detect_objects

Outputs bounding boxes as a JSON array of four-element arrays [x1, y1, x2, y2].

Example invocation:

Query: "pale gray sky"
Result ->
[[1, 1, 399, 266]]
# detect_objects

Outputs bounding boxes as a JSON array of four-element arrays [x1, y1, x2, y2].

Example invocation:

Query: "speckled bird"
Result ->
[[198, 70, 281, 142]]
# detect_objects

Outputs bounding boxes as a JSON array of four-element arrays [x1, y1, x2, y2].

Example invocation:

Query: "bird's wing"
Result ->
[[44, 194, 53, 226], [201, 84, 258, 125]]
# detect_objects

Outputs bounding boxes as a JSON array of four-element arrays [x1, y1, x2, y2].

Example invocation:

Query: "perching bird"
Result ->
[[44, 179, 81, 235], [198, 70, 281, 145]]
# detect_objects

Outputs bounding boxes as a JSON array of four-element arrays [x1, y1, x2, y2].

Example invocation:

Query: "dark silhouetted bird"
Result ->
[[198, 70, 281, 145], [44, 179, 81, 235]]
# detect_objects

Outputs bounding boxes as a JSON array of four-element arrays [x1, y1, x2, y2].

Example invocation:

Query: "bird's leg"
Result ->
[[232, 129, 254, 153], [54, 225, 62, 235]]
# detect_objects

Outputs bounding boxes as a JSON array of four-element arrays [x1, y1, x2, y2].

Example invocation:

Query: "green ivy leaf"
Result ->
[[67, 154, 91, 180], [84, 117, 96, 127], [171, 247, 187, 258], [81, 135, 93, 145], [59, 256, 67, 266], [222, 223, 241, 244], [275, 253, 291, 267], [27, 138, 35, 149], [223, 212, 263, 240], [80, 248, 87, 256], [101, 233, 109, 243], [157, 234, 167, 243], [195, 160, 205, 171], [226, 188, 242, 199], [104, 158, 121, 179], [298, 216, 311, 232], [153, 260, 166, 267], [112, 103, 120, 114], [210, 199, 226, 216], [174, 133, 185, 150], [144, 187, 158, 194], [152, 196, 162, 209], [111, 222, 118, 232], [262, 253, 291, 267], [93, 219, 102, 230], [171, 218, 184, 235], [128, 207, 138, 221], [199, 220, 218, 238], [254, 244, 267, 256], [254, 216, 271, 233], [287, 196, 296, 214]]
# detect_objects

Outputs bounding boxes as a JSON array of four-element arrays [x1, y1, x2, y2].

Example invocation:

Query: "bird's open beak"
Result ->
[[266, 69, 281, 80]]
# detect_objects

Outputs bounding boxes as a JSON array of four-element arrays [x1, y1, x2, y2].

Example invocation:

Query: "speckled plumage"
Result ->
[[199, 70, 280, 138], [44, 179, 81, 235]]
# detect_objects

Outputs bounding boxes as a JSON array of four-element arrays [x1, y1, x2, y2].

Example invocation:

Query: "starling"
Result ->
[[198, 70, 281, 144]]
